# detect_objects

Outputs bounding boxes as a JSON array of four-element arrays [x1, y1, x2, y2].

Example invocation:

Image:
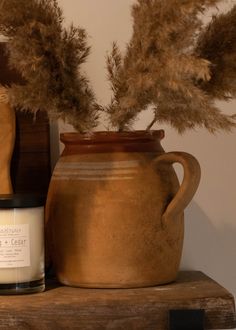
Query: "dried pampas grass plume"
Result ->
[[103, 0, 236, 133], [0, 0, 235, 134], [196, 5, 236, 100], [0, 0, 99, 133]]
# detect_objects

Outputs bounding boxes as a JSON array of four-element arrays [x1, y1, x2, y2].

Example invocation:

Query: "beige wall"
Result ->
[[56, 0, 236, 303]]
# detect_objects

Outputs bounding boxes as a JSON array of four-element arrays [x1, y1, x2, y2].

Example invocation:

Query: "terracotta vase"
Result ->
[[46, 130, 201, 288], [0, 102, 15, 194]]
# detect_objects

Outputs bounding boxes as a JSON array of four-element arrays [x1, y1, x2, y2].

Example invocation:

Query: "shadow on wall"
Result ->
[[181, 201, 236, 299]]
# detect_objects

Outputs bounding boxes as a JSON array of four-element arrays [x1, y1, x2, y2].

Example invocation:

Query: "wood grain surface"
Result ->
[[0, 271, 234, 329], [11, 111, 51, 194]]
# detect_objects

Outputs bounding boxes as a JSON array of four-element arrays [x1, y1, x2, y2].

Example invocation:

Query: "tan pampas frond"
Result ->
[[196, 5, 236, 100], [0, 85, 9, 104], [106, 42, 123, 93], [0, 0, 235, 133], [104, 0, 236, 133], [0, 0, 98, 132], [154, 87, 236, 134]]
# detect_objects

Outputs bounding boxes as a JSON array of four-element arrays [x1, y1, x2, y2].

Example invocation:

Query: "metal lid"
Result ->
[[0, 194, 45, 208]]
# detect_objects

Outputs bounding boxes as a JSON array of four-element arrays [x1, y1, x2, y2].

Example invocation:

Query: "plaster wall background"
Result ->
[[55, 0, 236, 311]]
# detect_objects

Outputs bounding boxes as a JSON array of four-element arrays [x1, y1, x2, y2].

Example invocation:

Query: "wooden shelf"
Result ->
[[0, 271, 235, 329]]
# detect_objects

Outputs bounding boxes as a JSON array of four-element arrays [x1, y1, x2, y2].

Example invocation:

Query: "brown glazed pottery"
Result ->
[[46, 130, 201, 288], [0, 102, 15, 194]]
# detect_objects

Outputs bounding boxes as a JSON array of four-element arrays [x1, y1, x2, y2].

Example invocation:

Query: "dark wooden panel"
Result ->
[[0, 272, 234, 329], [11, 111, 51, 194], [14, 112, 50, 152], [11, 152, 50, 194]]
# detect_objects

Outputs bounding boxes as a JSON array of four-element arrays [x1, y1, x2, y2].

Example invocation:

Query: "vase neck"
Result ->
[[60, 130, 165, 155]]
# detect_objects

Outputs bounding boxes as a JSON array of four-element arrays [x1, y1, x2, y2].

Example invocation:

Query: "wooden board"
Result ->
[[0, 271, 234, 329], [11, 110, 51, 194]]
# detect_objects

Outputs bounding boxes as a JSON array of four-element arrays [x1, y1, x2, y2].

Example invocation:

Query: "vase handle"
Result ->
[[153, 152, 201, 227]]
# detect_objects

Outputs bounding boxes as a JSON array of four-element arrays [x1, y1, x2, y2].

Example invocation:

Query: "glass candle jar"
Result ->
[[0, 194, 45, 294]]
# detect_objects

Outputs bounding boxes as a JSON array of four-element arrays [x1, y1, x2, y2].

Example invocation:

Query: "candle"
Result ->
[[0, 194, 45, 294]]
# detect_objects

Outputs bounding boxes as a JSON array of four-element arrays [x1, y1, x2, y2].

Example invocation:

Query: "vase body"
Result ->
[[46, 131, 200, 288], [0, 103, 15, 194]]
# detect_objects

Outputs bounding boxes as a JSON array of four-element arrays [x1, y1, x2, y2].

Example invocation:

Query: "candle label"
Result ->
[[0, 224, 30, 268]]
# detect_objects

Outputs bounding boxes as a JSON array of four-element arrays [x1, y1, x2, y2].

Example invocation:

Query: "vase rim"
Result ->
[[60, 130, 165, 145]]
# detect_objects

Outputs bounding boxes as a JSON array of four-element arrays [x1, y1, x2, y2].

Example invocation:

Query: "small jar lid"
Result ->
[[0, 194, 45, 208]]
